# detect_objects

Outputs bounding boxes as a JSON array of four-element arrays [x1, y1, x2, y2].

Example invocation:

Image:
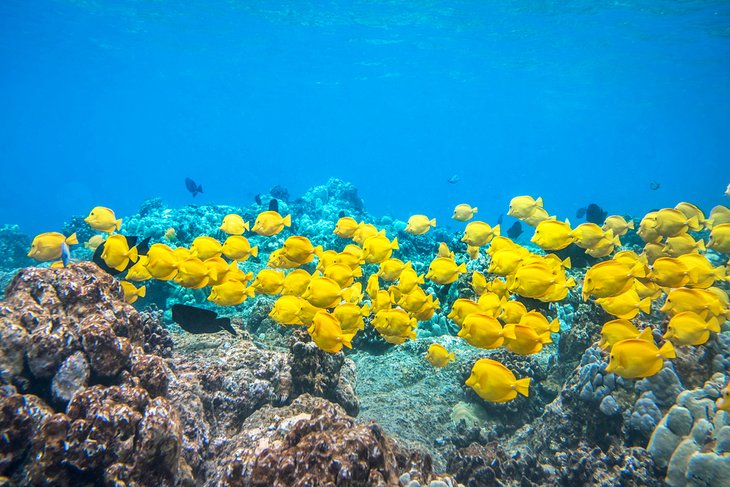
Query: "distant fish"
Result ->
[[60, 242, 71, 267], [338, 210, 346, 218], [506, 221, 523, 240], [171, 304, 237, 336], [650, 181, 660, 191], [576, 203, 607, 224], [448, 175, 460, 184], [268, 198, 279, 213], [185, 177, 203, 197], [255, 194, 262, 205], [92, 236, 151, 276]]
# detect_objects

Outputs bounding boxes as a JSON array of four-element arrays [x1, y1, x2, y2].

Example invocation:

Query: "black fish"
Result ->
[[268, 198, 279, 213], [448, 175, 460, 184], [585, 204, 607, 224], [506, 221, 523, 240], [338, 210, 346, 218], [576, 207, 587, 219], [171, 304, 236, 336], [185, 177, 203, 197], [496, 214, 504, 226], [650, 181, 660, 191], [255, 194, 262, 205], [92, 236, 151, 276]]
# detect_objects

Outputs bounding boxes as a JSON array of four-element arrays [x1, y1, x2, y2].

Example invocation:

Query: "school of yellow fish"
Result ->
[[25, 193, 730, 406]]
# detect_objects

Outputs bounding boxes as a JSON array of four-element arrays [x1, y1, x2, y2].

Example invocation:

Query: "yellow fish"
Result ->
[[458, 313, 508, 349], [572, 223, 611, 250], [308, 311, 354, 353], [208, 280, 254, 306], [718, 388, 730, 413], [634, 278, 662, 300], [361, 232, 399, 264], [397, 287, 433, 313], [507, 196, 544, 220], [174, 257, 217, 289], [582, 260, 645, 301], [397, 267, 424, 294], [219, 214, 250, 235], [637, 212, 662, 244], [649, 257, 690, 288], [333, 217, 359, 239], [662, 234, 705, 257], [84, 235, 105, 251], [509, 263, 559, 299], [251, 269, 286, 295], [341, 282, 364, 304], [708, 223, 730, 253], [605, 339, 675, 379], [315, 248, 338, 272], [302, 276, 342, 308], [333, 245, 364, 269], [675, 202, 708, 229], [518, 310, 560, 335], [500, 300, 528, 324], [437, 242, 455, 259], [297, 299, 324, 326], [372, 308, 417, 343], [466, 358, 530, 403], [268, 248, 305, 269], [405, 215, 436, 235], [353, 223, 379, 246], [476, 292, 504, 317], [366, 274, 380, 300], [144, 244, 179, 280], [252, 211, 291, 236], [324, 263, 362, 288], [221, 236, 258, 262], [202, 257, 234, 286], [466, 245, 480, 260], [461, 221, 500, 247], [101, 235, 138, 272], [28, 232, 78, 262], [663, 311, 720, 346], [503, 323, 551, 355], [585, 237, 618, 259], [709, 205, 730, 226], [426, 257, 466, 285], [641, 242, 666, 265], [84, 206, 121, 233], [282, 236, 321, 264], [282, 269, 313, 296], [413, 297, 440, 321], [522, 207, 553, 227], [599, 320, 653, 350], [488, 248, 528, 276], [333, 303, 370, 334], [378, 258, 409, 281], [472, 271, 488, 296], [372, 289, 393, 313], [678, 253, 726, 289], [452, 204, 478, 222], [120, 281, 145, 304], [653, 208, 701, 237], [424, 344, 455, 367], [125, 255, 152, 282], [531, 219, 574, 251], [447, 298, 484, 327], [487, 277, 510, 299], [164, 227, 177, 241], [595, 289, 652, 320], [191, 236, 223, 260], [269, 295, 305, 325], [602, 215, 634, 237]]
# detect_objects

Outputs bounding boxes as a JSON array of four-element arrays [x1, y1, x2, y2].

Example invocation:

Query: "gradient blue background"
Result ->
[[1, 1, 729, 235]]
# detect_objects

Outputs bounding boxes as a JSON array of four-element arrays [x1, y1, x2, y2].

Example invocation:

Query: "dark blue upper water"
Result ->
[[2, 1, 729, 234]]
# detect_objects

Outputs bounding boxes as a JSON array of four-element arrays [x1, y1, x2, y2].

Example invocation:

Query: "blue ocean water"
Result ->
[[1, 1, 729, 233]]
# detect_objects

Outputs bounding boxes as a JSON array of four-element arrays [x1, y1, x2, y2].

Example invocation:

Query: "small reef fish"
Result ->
[[576, 203, 607, 224], [171, 304, 236, 335], [507, 196, 544, 220], [120, 281, 145, 304], [164, 227, 177, 241], [531, 219, 574, 251], [405, 215, 436, 235], [252, 211, 291, 236], [602, 215, 634, 236], [362, 232, 398, 264], [308, 310, 354, 353], [219, 214, 250, 235], [599, 320, 653, 350], [334, 217, 359, 238], [208, 280, 255, 306], [605, 339, 675, 379], [191, 236, 223, 260], [452, 204, 478, 222], [461, 221, 500, 247], [84, 234, 105, 251], [185, 177, 203, 197], [221, 236, 258, 262], [708, 223, 730, 253], [101, 234, 139, 272], [663, 311, 721, 346], [426, 257, 466, 285], [28, 232, 78, 262], [466, 358, 530, 403], [84, 206, 122, 233], [424, 344, 455, 367], [506, 221, 523, 240]]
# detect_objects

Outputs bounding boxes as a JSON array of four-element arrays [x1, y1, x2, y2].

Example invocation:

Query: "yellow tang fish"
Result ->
[[397, 287, 433, 313], [413, 296, 440, 322], [531, 219, 574, 251], [599, 320, 653, 350], [315, 248, 338, 272], [282, 236, 321, 264], [675, 202, 709, 229], [208, 280, 254, 306], [662, 234, 705, 258], [476, 292, 504, 317], [582, 260, 645, 301], [372, 289, 393, 313], [452, 204, 478, 222], [426, 257, 466, 285], [707, 223, 730, 253], [191, 236, 222, 260], [224, 265, 254, 286], [101, 235, 138, 272], [372, 308, 417, 342], [503, 323, 551, 355], [437, 242, 455, 259], [660, 287, 725, 319], [84, 235, 105, 251], [397, 267, 424, 294], [252, 211, 291, 237], [120, 281, 145, 304], [677, 254, 726, 289], [507, 196, 544, 220], [486, 236, 522, 256], [509, 263, 559, 299], [466, 358, 530, 403], [366, 274, 380, 300], [219, 214, 250, 235], [602, 215, 634, 237], [324, 263, 362, 288], [333, 303, 370, 334], [595, 289, 651, 320], [174, 257, 217, 289], [447, 298, 484, 327], [709, 205, 730, 226], [518, 310, 560, 335], [522, 207, 554, 227], [461, 221, 500, 247], [269, 295, 305, 325], [251, 269, 286, 295], [466, 245, 480, 260], [405, 215, 436, 235], [352, 223, 378, 246], [362, 232, 399, 264], [500, 300, 528, 324], [268, 248, 304, 269], [641, 242, 666, 265], [472, 271, 487, 296], [458, 313, 508, 349], [606, 339, 675, 379], [333, 217, 359, 239], [663, 311, 720, 346], [308, 311, 354, 353], [654, 208, 701, 237], [302, 276, 342, 308], [125, 255, 152, 282], [297, 298, 324, 326], [28, 232, 78, 262], [203, 257, 234, 286], [164, 227, 177, 241], [144, 243, 179, 280], [649, 257, 690, 288], [341, 282, 364, 304], [378, 259, 409, 281], [488, 248, 528, 276], [572, 223, 611, 250], [424, 344, 455, 367], [585, 239, 617, 259], [282, 269, 313, 296], [84, 206, 121, 233]]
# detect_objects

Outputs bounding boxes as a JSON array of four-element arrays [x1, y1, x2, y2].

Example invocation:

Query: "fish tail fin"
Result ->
[[562, 257, 572, 269], [115, 218, 122, 231], [208, 267, 218, 282], [457, 262, 467, 273], [243, 221, 250, 232], [66, 233, 79, 245], [138, 285, 146, 298], [403, 261, 413, 270], [535, 197, 544, 208], [503, 325, 516, 340], [250, 246, 259, 257], [353, 266, 363, 278], [361, 303, 371, 316], [539, 331, 552, 344], [549, 319, 560, 333], [430, 218, 437, 227], [313, 245, 323, 255], [659, 341, 676, 359], [687, 215, 700, 231], [473, 207, 478, 213], [630, 262, 647, 278], [707, 316, 721, 333], [566, 277, 576, 288], [341, 332, 355, 349], [627, 220, 635, 229], [639, 297, 651, 314], [416, 274, 425, 284], [636, 327, 653, 342], [128, 246, 139, 263], [283, 214, 292, 227], [245, 286, 255, 298], [515, 378, 531, 397], [697, 239, 706, 252], [391, 237, 399, 250]]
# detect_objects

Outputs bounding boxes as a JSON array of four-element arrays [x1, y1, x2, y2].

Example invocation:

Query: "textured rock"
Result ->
[[51, 351, 90, 403]]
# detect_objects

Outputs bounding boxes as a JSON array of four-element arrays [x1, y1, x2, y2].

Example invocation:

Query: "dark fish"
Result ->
[[506, 221, 523, 240], [185, 177, 203, 197], [60, 242, 71, 267], [576, 207, 587, 219], [338, 210, 346, 218], [92, 236, 151, 276], [268, 198, 279, 213], [650, 181, 660, 191], [448, 175, 460, 184], [255, 194, 262, 205], [496, 214, 504, 226], [171, 304, 236, 336], [585, 204, 607, 225]]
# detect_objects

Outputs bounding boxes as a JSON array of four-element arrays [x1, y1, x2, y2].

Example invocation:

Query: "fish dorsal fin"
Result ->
[[636, 327, 653, 342]]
